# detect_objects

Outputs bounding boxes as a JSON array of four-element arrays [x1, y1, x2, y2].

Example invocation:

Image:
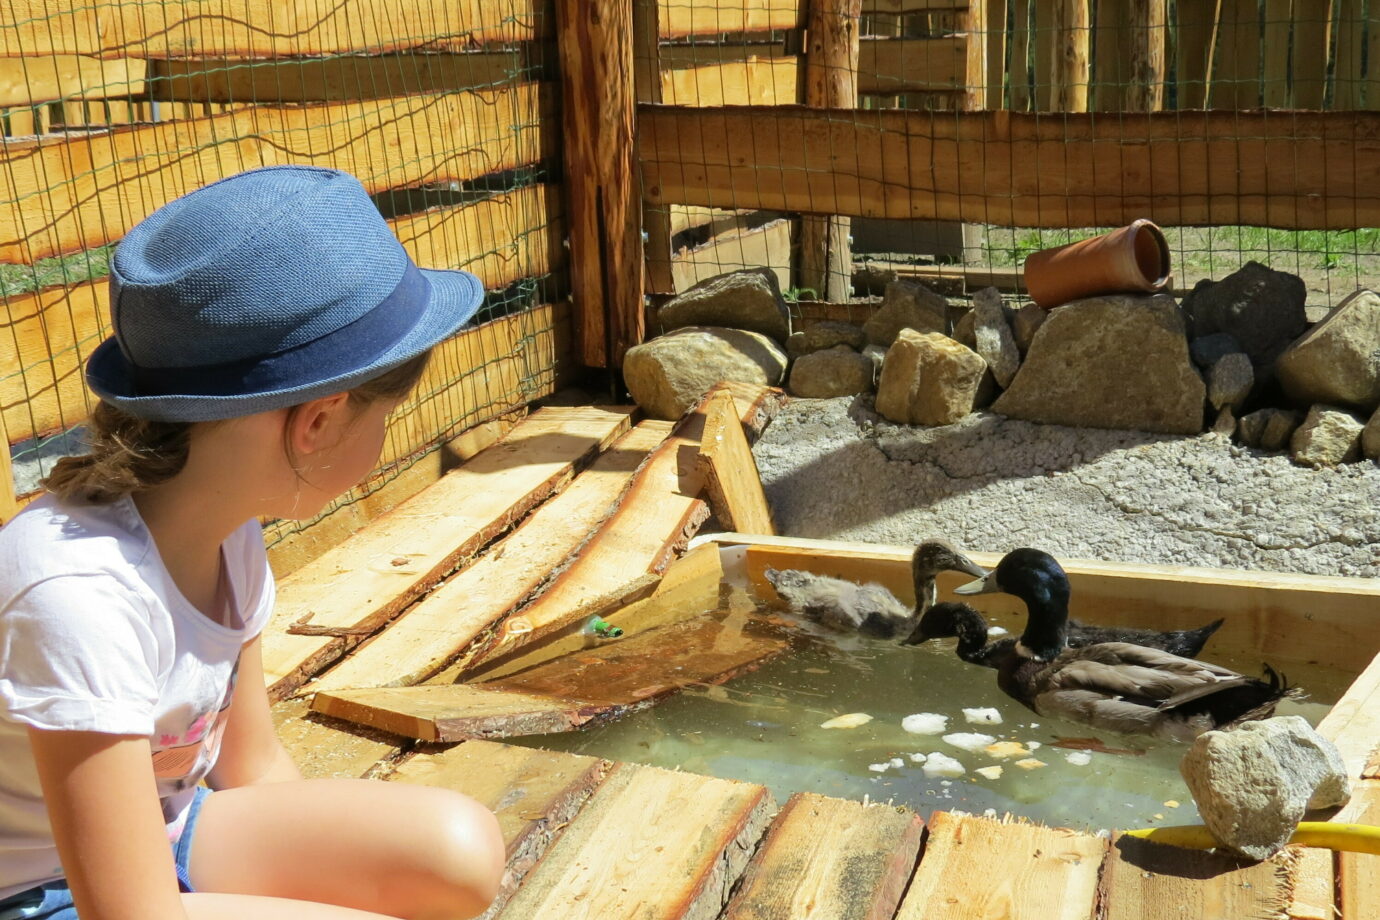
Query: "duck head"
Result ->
[[954, 548, 1070, 660], [903, 600, 989, 651], [912, 540, 987, 611]]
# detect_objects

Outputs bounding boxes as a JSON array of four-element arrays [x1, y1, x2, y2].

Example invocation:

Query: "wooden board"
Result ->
[[640, 106, 1380, 230], [1339, 779, 1380, 920], [895, 812, 1107, 920], [485, 611, 789, 707], [0, 55, 144, 106], [261, 406, 635, 699], [494, 761, 775, 919], [1287, 847, 1335, 920], [0, 1, 546, 57], [1317, 644, 1380, 777], [303, 421, 669, 694], [1098, 832, 1299, 920], [271, 698, 401, 780], [862, 0, 970, 10], [311, 684, 610, 742], [858, 36, 967, 95], [696, 387, 774, 535], [148, 51, 540, 103], [662, 56, 802, 106], [1, 181, 562, 445], [730, 535, 1380, 675], [0, 84, 554, 263], [658, 0, 805, 39], [389, 740, 610, 917], [722, 793, 924, 920], [669, 218, 793, 293]]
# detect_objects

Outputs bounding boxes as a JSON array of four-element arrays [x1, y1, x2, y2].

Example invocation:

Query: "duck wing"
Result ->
[[764, 568, 909, 633], [1065, 618, 1226, 658]]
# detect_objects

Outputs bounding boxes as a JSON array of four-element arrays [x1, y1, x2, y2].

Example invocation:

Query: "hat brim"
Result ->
[[86, 267, 484, 423]]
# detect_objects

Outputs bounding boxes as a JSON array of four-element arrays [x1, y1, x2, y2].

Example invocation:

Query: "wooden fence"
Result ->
[[0, 1, 572, 567]]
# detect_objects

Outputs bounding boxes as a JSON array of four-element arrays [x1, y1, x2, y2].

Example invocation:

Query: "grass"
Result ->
[[0, 245, 114, 298]]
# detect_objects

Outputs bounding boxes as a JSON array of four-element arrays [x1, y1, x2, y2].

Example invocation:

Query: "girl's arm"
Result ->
[[28, 728, 189, 920], [206, 635, 302, 788]]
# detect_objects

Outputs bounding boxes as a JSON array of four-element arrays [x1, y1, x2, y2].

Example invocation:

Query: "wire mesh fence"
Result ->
[[0, 0, 567, 550]]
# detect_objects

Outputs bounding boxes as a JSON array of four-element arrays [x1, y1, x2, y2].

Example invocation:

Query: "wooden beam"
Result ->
[[658, 0, 806, 39], [983, 0, 1007, 110], [0, 1, 546, 58], [262, 406, 636, 699], [640, 105, 1380, 230], [271, 698, 400, 779], [147, 51, 540, 104], [1318, 643, 1380, 776], [1338, 780, 1380, 919], [661, 56, 803, 105], [1286, 848, 1335, 920], [0, 84, 554, 263], [669, 218, 793, 294], [311, 684, 612, 742], [0, 55, 144, 107], [862, 0, 971, 11], [857, 36, 967, 95], [1291, 1, 1333, 110], [0, 408, 17, 524], [696, 388, 775, 534], [1260, 0, 1293, 109], [557, 0, 643, 368], [895, 812, 1107, 919], [722, 793, 924, 920], [961, 0, 988, 111], [0, 185, 564, 445], [1127, 0, 1167, 111], [1050, 0, 1091, 111], [303, 421, 670, 695], [635, 0, 674, 297], [492, 762, 775, 919]]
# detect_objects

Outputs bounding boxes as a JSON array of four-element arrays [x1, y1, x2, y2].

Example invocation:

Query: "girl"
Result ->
[[0, 166, 506, 919]]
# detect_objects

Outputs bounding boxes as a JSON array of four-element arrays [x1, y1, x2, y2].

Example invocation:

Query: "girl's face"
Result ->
[[288, 396, 401, 519]]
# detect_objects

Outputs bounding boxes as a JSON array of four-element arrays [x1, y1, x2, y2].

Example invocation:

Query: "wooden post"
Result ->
[[633, 0, 674, 300], [983, 0, 1007, 110], [555, 0, 644, 369], [962, 0, 990, 111], [0, 409, 17, 524], [1128, 0, 1167, 111], [1009, 0, 1033, 110], [1261, 0, 1292, 108], [1051, 0, 1090, 112], [799, 0, 861, 304]]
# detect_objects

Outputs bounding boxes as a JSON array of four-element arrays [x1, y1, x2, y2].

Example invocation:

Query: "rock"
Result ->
[[1010, 303, 1047, 355], [1236, 410, 1267, 448], [992, 294, 1207, 436], [1276, 289, 1380, 413], [972, 287, 1021, 389], [1181, 262, 1308, 368], [1212, 406, 1236, 437], [875, 329, 988, 426], [951, 310, 977, 349], [657, 268, 791, 343], [1365, 406, 1380, 460], [864, 279, 948, 346], [1238, 408, 1303, 451], [854, 263, 898, 296], [788, 345, 875, 398], [1290, 405, 1365, 467], [1190, 332, 1244, 370], [1208, 352, 1254, 411], [863, 345, 887, 382], [785, 321, 868, 359], [1180, 716, 1351, 861], [623, 326, 787, 420]]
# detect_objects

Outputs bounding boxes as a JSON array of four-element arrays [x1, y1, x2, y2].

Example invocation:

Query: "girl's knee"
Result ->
[[411, 789, 505, 912]]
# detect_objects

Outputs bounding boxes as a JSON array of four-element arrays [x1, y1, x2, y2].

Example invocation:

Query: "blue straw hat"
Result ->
[[86, 165, 484, 422]]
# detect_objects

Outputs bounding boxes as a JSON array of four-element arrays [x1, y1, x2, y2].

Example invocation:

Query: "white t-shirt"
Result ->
[[0, 493, 274, 899]]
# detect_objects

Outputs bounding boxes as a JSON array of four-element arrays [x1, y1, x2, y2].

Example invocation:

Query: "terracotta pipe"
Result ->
[[1022, 219, 1173, 309]]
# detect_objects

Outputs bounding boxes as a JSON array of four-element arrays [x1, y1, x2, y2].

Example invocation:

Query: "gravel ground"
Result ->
[[753, 396, 1380, 577]]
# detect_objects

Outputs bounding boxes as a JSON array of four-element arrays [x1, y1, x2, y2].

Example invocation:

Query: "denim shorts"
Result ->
[[0, 786, 210, 920]]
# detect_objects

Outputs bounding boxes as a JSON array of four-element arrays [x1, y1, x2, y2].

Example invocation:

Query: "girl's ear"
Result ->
[[285, 392, 352, 458]]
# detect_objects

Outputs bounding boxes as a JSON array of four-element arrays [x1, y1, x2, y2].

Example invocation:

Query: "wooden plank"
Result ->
[[0, 55, 144, 107], [271, 698, 400, 779], [895, 812, 1107, 920], [494, 761, 775, 920], [1127, 0, 1167, 111], [0, 84, 553, 264], [1098, 832, 1300, 920], [261, 406, 635, 699], [311, 684, 611, 742], [557, 0, 642, 368], [1287, 847, 1335, 920], [1292, 0, 1332, 111], [639, 105, 1380, 230], [389, 740, 610, 918], [148, 51, 539, 104], [485, 612, 789, 707], [0, 1, 546, 57], [697, 388, 774, 534], [635, 0, 674, 298], [670, 218, 793, 293], [984, 0, 1009, 110], [1335, 0, 1366, 111], [659, 0, 806, 39], [1261, 0, 1293, 109], [858, 35, 967, 94], [668, 205, 758, 237], [0, 408, 15, 524], [0, 185, 563, 445], [961, 0, 988, 110], [863, 0, 970, 11], [727, 535, 1380, 674], [1339, 780, 1380, 920], [662, 56, 803, 105], [1317, 645, 1380, 776], [1172, 0, 1215, 108], [721, 793, 924, 920], [1008, 0, 1033, 110], [303, 421, 669, 694], [1049, 0, 1091, 112]]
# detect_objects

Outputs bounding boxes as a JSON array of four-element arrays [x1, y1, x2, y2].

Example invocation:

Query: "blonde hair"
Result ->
[[42, 351, 431, 504]]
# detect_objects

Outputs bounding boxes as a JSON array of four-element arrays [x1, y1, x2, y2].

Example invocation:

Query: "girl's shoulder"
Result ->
[[0, 494, 153, 587]]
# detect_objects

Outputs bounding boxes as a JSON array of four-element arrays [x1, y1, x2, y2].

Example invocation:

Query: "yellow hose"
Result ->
[[1124, 822, 1380, 855]]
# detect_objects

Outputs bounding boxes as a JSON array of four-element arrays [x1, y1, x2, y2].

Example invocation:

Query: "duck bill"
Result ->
[[952, 555, 988, 579], [954, 573, 1000, 595]]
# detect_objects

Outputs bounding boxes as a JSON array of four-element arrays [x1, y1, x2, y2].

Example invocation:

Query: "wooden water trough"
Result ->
[[270, 384, 1380, 919]]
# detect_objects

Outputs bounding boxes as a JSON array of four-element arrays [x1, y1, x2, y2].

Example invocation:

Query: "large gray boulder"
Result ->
[[1180, 716, 1350, 861], [1208, 352, 1254, 411], [875, 329, 989, 426], [788, 346, 874, 398], [785, 321, 868, 359], [1276, 289, 1380, 413], [864, 279, 948, 346], [1181, 262, 1308, 368], [1290, 405, 1365, 467], [972, 287, 1020, 389], [624, 326, 787, 420], [657, 268, 790, 344], [992, 294, 1207, 435]]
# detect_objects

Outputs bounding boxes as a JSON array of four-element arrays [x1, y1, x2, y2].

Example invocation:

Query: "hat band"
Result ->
[[129, 262, 432, 399]]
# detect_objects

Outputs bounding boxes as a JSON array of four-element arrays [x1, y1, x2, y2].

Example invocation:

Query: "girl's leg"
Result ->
[[188, 778, 505, 920], [183, 892, 414, 919]]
